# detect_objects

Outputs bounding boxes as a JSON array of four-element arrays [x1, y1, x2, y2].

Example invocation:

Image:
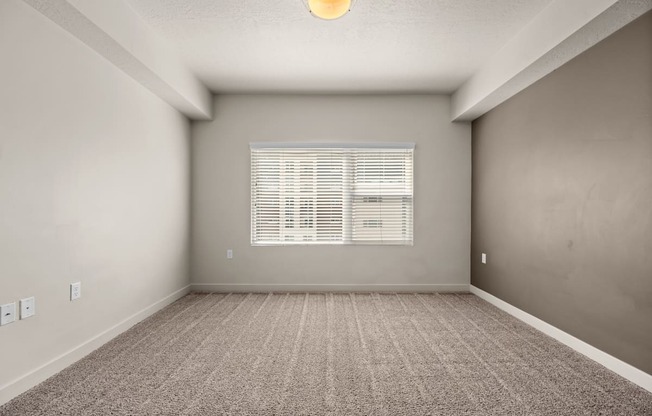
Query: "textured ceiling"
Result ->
[[124, 0, 553, 94]]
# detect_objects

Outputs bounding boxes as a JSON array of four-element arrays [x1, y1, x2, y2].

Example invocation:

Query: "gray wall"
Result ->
[[471, 11, 652, 373], [0, 0, 191, 399], [192, 94, 471, 290]]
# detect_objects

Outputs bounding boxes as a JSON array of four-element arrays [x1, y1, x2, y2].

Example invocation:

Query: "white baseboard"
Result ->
[[0, 285, 191, 406], [191, 283, 470, 293], [469, 285, 652, 393]]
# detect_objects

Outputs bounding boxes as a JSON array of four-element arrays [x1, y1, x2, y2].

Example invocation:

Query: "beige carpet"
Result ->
[[2, 292, 651, 415]]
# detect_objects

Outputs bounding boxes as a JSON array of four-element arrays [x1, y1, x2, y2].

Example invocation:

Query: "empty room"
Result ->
[[1, 0, 651, 414]]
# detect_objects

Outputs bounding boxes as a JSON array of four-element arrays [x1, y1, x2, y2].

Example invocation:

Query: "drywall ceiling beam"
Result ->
[[22, 0, 213, 120], [451, 0, 652, 122]]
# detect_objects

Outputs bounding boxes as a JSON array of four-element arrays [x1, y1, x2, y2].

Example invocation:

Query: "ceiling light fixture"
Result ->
[[305, 0, 354, 20]]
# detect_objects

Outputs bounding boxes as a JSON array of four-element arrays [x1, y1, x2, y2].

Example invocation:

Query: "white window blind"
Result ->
[[251, 143, 414, 246]]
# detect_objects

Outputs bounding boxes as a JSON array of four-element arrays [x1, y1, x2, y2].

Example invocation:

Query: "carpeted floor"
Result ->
[[1, 292, 651, 415]]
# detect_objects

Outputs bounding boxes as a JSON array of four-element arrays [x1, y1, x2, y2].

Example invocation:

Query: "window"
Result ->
[[251, 143, 414, 245]]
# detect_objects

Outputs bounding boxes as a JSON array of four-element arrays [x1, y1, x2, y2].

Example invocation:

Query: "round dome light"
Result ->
[[308, 0, 352, 20]]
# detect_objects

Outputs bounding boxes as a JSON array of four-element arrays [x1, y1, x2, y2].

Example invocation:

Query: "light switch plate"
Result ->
[[20, 297, 35, 319], [481, 253, 487, 264], [1, 302, 17, 326]]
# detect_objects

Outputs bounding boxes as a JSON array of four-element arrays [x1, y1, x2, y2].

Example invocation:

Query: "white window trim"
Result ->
[[251, 143, 414, 246]]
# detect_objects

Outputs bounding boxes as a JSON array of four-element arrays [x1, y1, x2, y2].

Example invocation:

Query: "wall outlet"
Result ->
[[227, 249, 233, 259], [481, 253, 487, 264], [70, 282, 81, 301], [20, 297, 35, 319], [1, 302, 17, 326]]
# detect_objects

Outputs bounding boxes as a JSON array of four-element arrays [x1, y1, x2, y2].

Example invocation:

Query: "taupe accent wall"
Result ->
[[191, 94, 471, 290], [472, 11, 652, 373]]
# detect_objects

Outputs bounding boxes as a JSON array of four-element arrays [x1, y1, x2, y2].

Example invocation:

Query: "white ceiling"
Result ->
[[124, 0, 553, 94], [23, 0, 652, 119]]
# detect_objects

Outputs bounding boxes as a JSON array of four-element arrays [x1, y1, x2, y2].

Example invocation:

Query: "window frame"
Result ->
[[250, 142, 414, 246]]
